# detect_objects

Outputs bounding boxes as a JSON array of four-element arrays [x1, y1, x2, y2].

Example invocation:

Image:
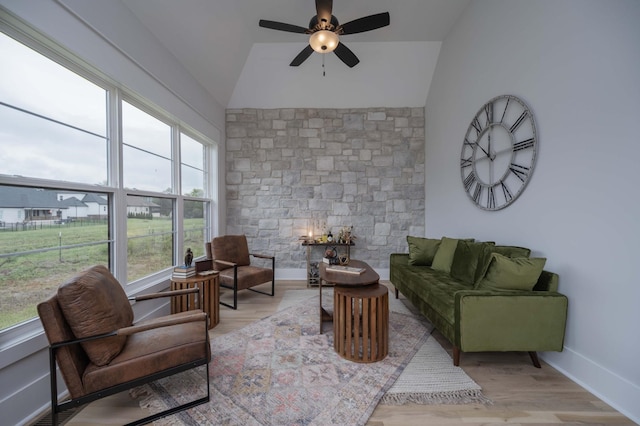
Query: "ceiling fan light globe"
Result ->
[[309, 30, 339, 53]]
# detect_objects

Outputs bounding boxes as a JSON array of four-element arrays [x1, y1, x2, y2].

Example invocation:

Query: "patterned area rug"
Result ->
[[134, 289, 488, 425], [279, 288, 489, 405]]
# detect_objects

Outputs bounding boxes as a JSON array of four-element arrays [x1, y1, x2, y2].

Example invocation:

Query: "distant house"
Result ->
[[0, 186, 67, 223], [58, 195, 89, 220], [126, 195, 161, 217], [81, 193, 108, 219]]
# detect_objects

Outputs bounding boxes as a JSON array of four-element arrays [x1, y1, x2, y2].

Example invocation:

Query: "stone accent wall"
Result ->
[[225, 107, 425, 271]]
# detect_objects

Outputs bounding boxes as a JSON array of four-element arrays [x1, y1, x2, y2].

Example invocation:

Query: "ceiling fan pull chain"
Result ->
[[322, 54, 326, 77]]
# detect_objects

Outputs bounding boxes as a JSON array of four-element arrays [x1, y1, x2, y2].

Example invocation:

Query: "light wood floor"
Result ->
[[43, 281, 633, 426]]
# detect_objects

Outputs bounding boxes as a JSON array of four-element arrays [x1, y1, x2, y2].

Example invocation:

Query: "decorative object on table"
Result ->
[[326, 264, 365, 275], [184, 248, 193, 267], [338, 252, 350, 265], [337, 225, 355, 244], [173, 265, 196, 278], [309, 261, 319, 281], [460, 94, 538, 210], [323, 246, 339, 265]]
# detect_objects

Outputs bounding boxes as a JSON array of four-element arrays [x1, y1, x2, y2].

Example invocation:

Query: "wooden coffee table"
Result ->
[[319, 260, 388, 363]]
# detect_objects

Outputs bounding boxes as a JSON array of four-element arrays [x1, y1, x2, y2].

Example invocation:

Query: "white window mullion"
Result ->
[[109, 89, 128, 284], [174, 127, 184, 265]]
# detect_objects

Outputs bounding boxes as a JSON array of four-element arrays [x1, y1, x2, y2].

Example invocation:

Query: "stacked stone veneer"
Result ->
[[225, 107, 425, 273]]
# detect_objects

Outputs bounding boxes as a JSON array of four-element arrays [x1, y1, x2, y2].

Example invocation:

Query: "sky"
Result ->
[[0, 32, 204, 194]]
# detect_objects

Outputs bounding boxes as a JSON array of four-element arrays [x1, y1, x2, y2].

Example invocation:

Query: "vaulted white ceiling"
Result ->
[[121, 0, 471, 108]]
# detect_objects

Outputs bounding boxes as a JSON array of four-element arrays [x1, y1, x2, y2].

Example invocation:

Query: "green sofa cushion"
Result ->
[[477, 253, 546, 291], [450, 240, 495, 286], [407, 236, 441, 266], [431, 237, 459, 273]]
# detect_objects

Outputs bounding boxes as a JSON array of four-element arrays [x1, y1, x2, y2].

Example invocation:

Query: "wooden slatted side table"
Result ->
[[170, 272, 220, 329], [333, 283, 389, 363]]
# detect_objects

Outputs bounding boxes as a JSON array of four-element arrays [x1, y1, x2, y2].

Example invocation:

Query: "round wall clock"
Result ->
[[460, 94, 538, 210]]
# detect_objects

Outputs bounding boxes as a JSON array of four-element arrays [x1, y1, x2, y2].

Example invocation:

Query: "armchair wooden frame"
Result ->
[[217, 254, 275, 310], [40, 288, 210, 426]]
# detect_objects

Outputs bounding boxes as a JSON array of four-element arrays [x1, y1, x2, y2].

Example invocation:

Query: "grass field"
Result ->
[[0, 218, 205, 330]]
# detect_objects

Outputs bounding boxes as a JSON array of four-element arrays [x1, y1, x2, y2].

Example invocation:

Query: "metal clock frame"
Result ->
[[460, 94, 538, 211]]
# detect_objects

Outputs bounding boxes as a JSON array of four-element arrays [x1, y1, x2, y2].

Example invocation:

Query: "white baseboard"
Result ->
[[541, 347, 640, 424]]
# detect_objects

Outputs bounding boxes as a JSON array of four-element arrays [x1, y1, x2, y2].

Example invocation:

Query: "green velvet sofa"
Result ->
[[390, 236, 568, 367]]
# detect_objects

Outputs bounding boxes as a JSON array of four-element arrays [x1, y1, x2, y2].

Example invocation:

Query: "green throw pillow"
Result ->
[[450, 240, 495, 286], [407, 236, 441, 266], [431, 237, 459, 274], [492, 245, 531, 258], [477, 253, 546, 291]]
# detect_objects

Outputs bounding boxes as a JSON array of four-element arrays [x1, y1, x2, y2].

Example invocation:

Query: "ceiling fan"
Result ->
[[258, 0, 390, 68]]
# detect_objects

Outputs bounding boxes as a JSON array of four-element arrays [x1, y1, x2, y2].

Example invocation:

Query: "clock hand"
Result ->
[[473, 141, 491, 158]]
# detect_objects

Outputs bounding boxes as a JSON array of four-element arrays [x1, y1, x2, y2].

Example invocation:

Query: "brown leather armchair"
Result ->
[[37, 265, 210, 426], [211, 234, 275, 309]]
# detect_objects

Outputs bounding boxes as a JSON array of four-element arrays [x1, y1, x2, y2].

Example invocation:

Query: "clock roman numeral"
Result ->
[[509, 163, 530, 182], [500, 98, 510, 124], [463, 172, 476, 192], [473, 183, 483, 203], [487, 186, 496, 209], [460, 157, 473, 168], [471, 117, 483, 136], [513, 138, 535, 151], [501, 181, 513, 202], [509, 111, 529, 133], [484, 102, 494, 126]]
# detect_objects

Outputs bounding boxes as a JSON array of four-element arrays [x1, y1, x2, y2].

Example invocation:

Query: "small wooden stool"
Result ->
[[333, 283, 389, 363], [170, 273, 220, 329]]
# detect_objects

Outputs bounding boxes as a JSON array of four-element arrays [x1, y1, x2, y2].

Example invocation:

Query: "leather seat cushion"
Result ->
[[82, 319, 208, 394], [219, 266, 273, 290]]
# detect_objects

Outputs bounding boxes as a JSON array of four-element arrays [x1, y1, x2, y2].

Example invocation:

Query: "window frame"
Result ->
[[0, 19, 217, 350]]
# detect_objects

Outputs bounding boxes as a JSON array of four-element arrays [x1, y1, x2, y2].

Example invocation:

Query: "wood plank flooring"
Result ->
[[40, 280, 632, 426]]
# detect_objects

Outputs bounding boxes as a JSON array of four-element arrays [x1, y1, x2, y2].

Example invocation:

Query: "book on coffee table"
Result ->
[[326, 265, 365, 275]]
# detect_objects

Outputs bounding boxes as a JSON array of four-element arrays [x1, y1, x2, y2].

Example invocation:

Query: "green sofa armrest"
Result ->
[[454, 290, 568, 353]]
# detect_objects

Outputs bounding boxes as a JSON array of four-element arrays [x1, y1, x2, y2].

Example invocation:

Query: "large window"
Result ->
[[0, 28, 216, 333], [0, 32, 108, 184], [0, 186, 110, 329], [126, 195, 174, 283], [122, 101, 172, 193]]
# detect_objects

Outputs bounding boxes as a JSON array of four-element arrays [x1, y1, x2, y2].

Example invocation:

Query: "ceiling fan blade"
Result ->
[[290, 45, 314, 66], [315, 0, 333, 27], [340, 12, 390, 35], [259, 19, 309, 34], [334, 42, 359, 68]]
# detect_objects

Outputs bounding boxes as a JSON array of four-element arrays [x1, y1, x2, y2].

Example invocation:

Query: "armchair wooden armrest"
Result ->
[[51, 311, 208, 347], [251, 253, 275, 260], [214, 259, 237, 268]]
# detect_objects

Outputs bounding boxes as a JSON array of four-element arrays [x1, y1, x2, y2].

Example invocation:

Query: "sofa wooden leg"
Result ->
[[453, 346, 461, 366], [528, 351, 541, 368], [394, 288, 399, 299]]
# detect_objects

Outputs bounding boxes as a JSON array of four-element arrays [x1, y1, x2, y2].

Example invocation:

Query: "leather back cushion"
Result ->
[[37, 296, 89, 398], [212, 235, 251, 270], [57, 265, 134, 366]]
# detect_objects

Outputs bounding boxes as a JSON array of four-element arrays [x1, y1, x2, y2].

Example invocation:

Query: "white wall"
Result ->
[[424, 0, 640, 422], [229, 41, 441, 109], [0, 1, 226, 424]]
